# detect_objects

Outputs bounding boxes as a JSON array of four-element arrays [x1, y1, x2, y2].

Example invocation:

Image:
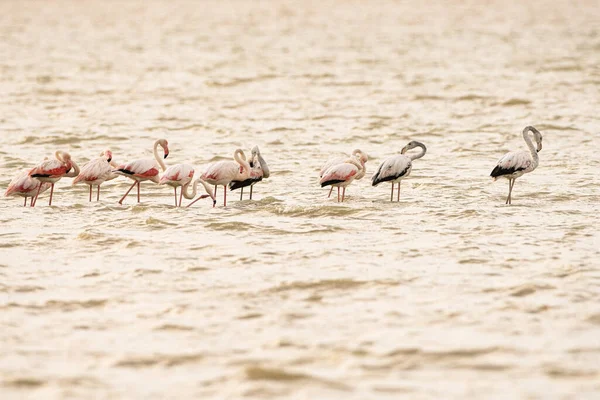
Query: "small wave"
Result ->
[[3, 378, 46, 388], [154, 324, 195, 331], [245, 366, 350, 390], [268, 279, 399, 293], [500, 98, 531, 106], [4, 299, 107, 311], [115, 353, 204, 368], [205, 74, 278, 87], [267, 204, 361, 218]]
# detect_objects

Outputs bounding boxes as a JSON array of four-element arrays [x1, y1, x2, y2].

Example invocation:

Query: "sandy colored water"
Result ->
[[1, 0, 599, 398]]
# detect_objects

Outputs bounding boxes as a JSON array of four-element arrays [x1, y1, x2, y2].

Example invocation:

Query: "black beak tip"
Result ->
[[164, 154, 169, 159], [107, 158, 112, 162]]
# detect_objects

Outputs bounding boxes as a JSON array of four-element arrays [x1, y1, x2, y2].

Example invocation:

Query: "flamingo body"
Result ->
[[114, 158, 162, 183], [490, 150, 535, 180], [200, 149, 250, 206], [320, 157, 363, 202], [5, 170, 52, 206], [113, 139, 169, 205], [229, 146, 270, 200], [371, 141, 426, 202], [72, 150, 114, 201], [28, 151, 79, 206], [371, 155, 412, 186], [159, 163, 195, 207], [320, 163, 359, 188], [490, 126, 542, 205]]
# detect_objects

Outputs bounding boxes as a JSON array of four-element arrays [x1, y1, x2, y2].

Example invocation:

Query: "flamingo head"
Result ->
[[57, 151, 72, 162], [159, 139, 169, 158], [103, 150, 113, 162], [535, 133, 543, 153], [251, 145, 260, 158], [353, 150, 368, 163]]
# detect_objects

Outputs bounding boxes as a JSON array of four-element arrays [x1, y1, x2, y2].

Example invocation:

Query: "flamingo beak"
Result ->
[[400, 146, 408, 154], [107, 157, 112, 162], [164, 152, 169, 159]]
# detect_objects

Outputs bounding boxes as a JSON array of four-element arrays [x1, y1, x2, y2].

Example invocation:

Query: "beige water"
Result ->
[[1, 0, 600, 398]]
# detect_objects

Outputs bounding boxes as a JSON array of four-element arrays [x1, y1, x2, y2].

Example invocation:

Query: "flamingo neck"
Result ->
[[183, 178, 215, 201], [153, 140, 167, 172], [234, 150, 251, 178], [256, 154, 270, 178], [409, 144, 427, 161], [522, 127, 539, 166]]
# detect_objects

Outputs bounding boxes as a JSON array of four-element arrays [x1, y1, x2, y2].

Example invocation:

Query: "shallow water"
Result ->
[[1, 0, 600, 398]]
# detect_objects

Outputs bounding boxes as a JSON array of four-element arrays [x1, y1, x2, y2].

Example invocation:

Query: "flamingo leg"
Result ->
[[118, 180, 138, 205], [390, 183, 394, 202], [89, 185, 92, 202], [179, 187, 184, 207], [48, 183, 54, 206], [397, 181, 401, 202], [174, 187, 178, 206], [240, 187, 243, 201], [23, 197, 27, 207], [97, 185, 100, 201], [223, 185, 227, 207], [507, 179, 516, 205], [342, 187, 346, 202], [250, 185, 253, 200], [137, 181, 141, 203], [214, 185, 217, 200], [328, 187, 333, 198], [337, 187, 340, 202]]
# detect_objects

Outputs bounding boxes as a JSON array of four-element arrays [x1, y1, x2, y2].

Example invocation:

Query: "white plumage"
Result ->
[[371, 141, 426, 202], [490, 126, 542, 205]]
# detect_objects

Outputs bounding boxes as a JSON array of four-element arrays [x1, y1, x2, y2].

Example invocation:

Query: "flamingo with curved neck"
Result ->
[[29, 150, 80, 206], [371, 141, 427, 202], [113, 139, 169, 205], [200, 149, 251, 207], [72, 150, 114, 202], [229, 145, 271, 200], [183, 177, 217, 208], [321, 149, 368, 198], [320, 157, 364, 202], [490, 126, 542, 204]]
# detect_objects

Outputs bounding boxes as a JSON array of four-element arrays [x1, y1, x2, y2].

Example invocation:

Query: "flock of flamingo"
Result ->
[[4, 126, 543, 207]]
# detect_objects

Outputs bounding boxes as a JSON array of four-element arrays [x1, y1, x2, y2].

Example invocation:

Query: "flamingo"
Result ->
[[4, 169, 52, 207], [113, 139, 169, 205], [200, 149, 251, 207], [319, 157, 364, 202], [229, 145, 270, 200], [490, 126, 543, 205], [159, 163, 195, 207], [320, 149, 368, 198], [29, 151, 80, 206], [183, 177, 217, 208], [371, 141, 426, 202], [72, 150, 114, 202]]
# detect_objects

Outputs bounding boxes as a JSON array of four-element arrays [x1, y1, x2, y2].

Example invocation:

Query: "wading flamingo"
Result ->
[[184, 177, 217, 208], [5, 169, 52, 207], [159, 163, 195, 207], [320, 149, 368, 198], [29, 151, 80, 206], [490, 126, 542, 205], [113, 139, 169, 205], [229, 145, 270, 200], [72, 150, 114, 202], [200, 149, 251, 207], [371, 141, 426, 202], [320, 157, 364, 202]]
